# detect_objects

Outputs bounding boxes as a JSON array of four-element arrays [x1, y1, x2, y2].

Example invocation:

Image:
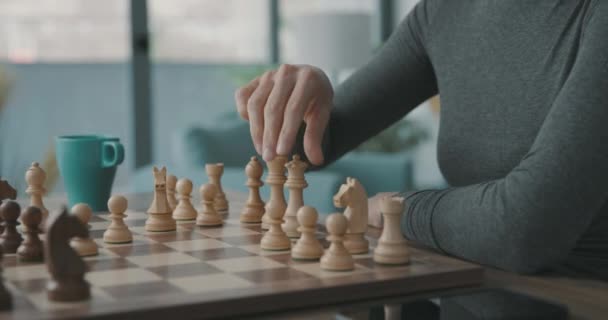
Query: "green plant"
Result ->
[[355, 118, 429, 153]]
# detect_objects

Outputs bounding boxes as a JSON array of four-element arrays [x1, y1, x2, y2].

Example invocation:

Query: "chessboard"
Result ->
[[0, 192, 483, 320]]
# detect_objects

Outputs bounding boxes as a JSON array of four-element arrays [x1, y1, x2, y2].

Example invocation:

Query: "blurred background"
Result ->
[[0, 0, 444, 213]]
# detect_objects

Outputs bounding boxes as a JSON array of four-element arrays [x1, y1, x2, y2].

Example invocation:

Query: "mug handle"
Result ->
[[102, 141, 125, 168]]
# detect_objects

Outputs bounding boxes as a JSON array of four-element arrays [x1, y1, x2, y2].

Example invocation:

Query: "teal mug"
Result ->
[[55, 135, 125, 211]]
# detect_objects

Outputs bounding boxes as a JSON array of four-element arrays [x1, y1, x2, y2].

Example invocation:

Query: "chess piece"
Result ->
[[0, 178, 17, 204], [291, 206, 323, 260], [240, 157, 265, 223], [145, 166, 177, 232], [25, 162, 49, 232], [261, 155, 288, 230], [17, 206, 44, 262], [197, 184, 223, 227], [45, 207, 91, 302], [166, 174, 178, 211], [282, 155, 308, 238], [260, 200, 291, 251], [104, 195, 133, 244], [69, 203, 98, 257], [0, 201, 23, 253], [172, 178, 197, 221], [320, 213, 354, 271], [205, 163, 228, 215], [0, 246, 13, 310], [373, 196, 409, 265], [333, 177, 369, 254]]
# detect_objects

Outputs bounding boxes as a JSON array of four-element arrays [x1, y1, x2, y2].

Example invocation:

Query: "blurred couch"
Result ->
[[132, 115, 414, 215]]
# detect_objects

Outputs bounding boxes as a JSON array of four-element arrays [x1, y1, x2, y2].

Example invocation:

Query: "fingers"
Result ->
[[235, 77, 260, 120], [262, 65, 296, 161], [303, 104, 330, 166], [276, 71, 314, 156], [247, 72, 275, 154]]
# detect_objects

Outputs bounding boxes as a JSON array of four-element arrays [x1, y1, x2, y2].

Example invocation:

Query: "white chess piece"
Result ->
[[25, 162, 48, 232], [69, 203, 98, 256], [260, 201, 291, 251], [145, 166, 176, 232], [333, 177, 369, 254], [172, 178, 197, 221], [261, 156, 288, 230], [104, 195, 133, 244], [240, 157, 265, 223], [320, 213, 354, 271], [282, 155, 308, 238], [291, 206, 323, 260], [166, 174, 178, 211], [373, 196, 409, 265], [196, 184, 223, 227], [206, 163, 229, 215]]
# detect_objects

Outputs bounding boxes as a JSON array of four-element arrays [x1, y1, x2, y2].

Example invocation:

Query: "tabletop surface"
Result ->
[[0, 191, 484, 320]]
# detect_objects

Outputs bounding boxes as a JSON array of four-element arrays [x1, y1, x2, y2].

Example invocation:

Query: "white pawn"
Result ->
[[373, 196, 409, 265], [172, 178, 197, 221], [25, 162, 48, 232], [69, 203, 98, 256], [260, 201, 291, 251], [104, 195, 133, 244], [196, 184, 223, 227], [320, 213, 354, 271], [166, 174, 178, 211], [291, 206, 323, 260]]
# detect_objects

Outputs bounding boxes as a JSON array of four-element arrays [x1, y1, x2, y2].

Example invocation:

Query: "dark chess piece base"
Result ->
[[47, 278, 91, 302]]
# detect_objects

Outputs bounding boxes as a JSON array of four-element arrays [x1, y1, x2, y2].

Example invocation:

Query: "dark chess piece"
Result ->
[[0, 246, 13, 310], [45, 207, 90, 302], [17, 206, 43, 262], [0, 201, 23, 253]]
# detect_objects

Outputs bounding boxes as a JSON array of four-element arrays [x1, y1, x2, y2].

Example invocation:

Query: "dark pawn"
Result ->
[[17, 206, 43, 262], [0, 246, 13, 310], [0, 201, 23, 253]]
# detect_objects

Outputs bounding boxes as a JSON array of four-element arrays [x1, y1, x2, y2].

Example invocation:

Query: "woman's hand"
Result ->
[[234, 64, 333, 165]]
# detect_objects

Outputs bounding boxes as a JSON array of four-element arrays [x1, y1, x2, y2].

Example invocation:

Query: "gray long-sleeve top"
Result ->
[[315, 0, 608, 279]]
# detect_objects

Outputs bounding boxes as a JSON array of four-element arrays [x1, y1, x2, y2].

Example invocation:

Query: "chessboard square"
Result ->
[[290, 263, 370, 278], [145, 229, 207, 243], [126, 252, 200, 268], [187, 247, 256, 261], [4, 264, 48, 281], [234, 267, 315, 283], [87, 268, 162, 287], [163, 239, 231, 252], [106, 243, 173, 257], [103, 280, 183, 298], [265, 253, 319, 265], [95, 235, 154, 248], [238, 244, 290, 256], [206, 256, 285, 273], [146, 262, 222, 279], [86, 257, 137, 272], [10, 277, 47, 293], [196, 226, 260, 238], [218, 234, 263, 246], [169, 273, 253, 294]]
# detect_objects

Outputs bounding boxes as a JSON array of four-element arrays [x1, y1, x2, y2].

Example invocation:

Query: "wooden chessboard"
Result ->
[[0, 192, 484, 320]]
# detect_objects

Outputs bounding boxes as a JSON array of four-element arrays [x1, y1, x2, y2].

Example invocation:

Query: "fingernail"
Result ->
[[263, 146, 274, 161], [276, 141, 287, 155]]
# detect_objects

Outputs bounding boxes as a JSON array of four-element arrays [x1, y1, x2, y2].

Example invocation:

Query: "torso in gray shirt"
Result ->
[[308, 0, 608, 280]]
